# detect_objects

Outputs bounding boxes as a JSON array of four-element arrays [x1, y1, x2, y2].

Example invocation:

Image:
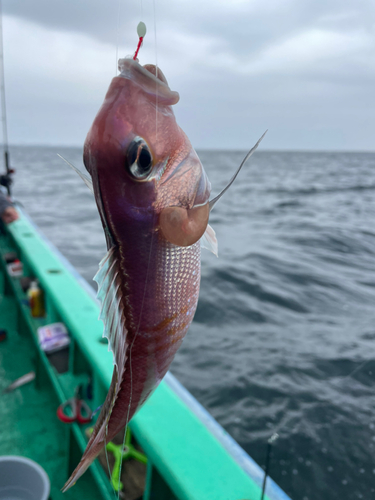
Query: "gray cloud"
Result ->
[[2, 0, 374, 150]]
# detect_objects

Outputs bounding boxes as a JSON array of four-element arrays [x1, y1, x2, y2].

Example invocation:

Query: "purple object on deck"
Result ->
[[37, 322, 70, 353]]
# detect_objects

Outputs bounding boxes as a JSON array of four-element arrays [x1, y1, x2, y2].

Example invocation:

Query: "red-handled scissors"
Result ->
[[57, 386, 92, 424]]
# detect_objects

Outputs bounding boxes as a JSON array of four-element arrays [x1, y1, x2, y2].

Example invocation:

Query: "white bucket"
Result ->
[[0, 456, 50, 500]]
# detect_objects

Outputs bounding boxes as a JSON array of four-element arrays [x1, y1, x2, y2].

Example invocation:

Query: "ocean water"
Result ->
[[7, 145, 375, 500]]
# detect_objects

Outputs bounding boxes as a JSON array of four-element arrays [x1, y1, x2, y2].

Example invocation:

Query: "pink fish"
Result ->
[[62, 57, 265, 491]]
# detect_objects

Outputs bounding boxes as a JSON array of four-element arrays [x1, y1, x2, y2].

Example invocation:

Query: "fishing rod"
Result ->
[[261, 433, 279, 500], [0, 0, 13, 196]]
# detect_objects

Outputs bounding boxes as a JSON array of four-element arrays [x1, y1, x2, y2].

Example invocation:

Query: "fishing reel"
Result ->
[[0, 168, 14, 194]]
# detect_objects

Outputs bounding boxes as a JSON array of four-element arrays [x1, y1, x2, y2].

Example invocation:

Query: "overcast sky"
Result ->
[[1, 0, 374, 150]]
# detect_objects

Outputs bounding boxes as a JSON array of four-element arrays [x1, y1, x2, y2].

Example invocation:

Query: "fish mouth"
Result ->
[[142, 63, 169, 85], [118, 58, 180, 106]]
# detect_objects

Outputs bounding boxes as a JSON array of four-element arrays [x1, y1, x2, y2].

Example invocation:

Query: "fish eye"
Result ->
[[127, 137, 153, 180]]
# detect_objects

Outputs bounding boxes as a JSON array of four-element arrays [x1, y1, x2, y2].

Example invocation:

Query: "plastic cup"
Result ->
[[0, 456, 50, 500]]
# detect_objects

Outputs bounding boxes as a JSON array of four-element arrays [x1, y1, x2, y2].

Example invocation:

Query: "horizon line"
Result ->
[[1, 143, 375, 155]]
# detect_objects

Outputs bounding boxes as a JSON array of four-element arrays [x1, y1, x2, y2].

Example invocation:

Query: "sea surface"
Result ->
[[7, 145, 375, 500]]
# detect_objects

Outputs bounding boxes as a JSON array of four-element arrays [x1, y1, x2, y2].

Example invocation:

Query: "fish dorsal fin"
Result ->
[[57, 154, 94, 194], [209, 130, 267, 211], [200, 224, 218, 257], [94, 247, 128, 371], [62, 246, 129, 492], [89, 248, 128, 444]]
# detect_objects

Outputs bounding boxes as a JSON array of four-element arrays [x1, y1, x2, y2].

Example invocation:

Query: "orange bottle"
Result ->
[[28, 281, 45, 317]]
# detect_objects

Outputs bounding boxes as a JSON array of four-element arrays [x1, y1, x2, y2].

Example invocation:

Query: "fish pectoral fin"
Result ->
[[57, 154, 94, 194], [200, 224, 218, 257], [208, 130, 267, 211]]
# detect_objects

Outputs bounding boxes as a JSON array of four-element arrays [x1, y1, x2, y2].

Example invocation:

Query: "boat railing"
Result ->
[[0, 209, 291, 500]]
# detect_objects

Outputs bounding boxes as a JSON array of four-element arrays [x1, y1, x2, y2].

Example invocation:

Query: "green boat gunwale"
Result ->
[[0, 209, 291, 500]]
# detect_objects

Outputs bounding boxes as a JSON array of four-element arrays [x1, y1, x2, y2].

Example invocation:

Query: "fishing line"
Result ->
[[117, 24, 156, 496], [339, 358, 372, 383], [116, 21, 151, 498], [115, 0, 122, 74], [117, 14, 158, 496], [0, 0, 8, 152], [115, 21, 149, 498], [117, 212, 158, 500], [104, 421, 113, 497], [153, 0, 158, 142], [100, 276, 122, 497], [0, 0, 11, 196], [106, 307, 123, 498], [100, 4, 129, 478], [262, 355, 374, 489]]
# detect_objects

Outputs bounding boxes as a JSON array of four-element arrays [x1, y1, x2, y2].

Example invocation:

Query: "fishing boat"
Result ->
[[0, 209, 293, 500], [0, 2, 292, 496]]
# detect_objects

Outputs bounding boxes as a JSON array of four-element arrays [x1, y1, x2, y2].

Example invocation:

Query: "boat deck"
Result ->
[[0, 228, 147, 500], [0, 213, 291, 500], [0, 270, 101, 499]]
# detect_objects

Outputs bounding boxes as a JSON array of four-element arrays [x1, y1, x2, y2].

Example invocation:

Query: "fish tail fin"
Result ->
[[61, 454, 95, 493], [62, 371, 118, 492], [62, 423, 113, 492], [63, 247, 130, 492], [61, 413, 108, 492]]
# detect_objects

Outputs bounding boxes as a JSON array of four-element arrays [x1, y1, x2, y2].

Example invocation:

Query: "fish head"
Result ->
[[84, 58, 211, 248]]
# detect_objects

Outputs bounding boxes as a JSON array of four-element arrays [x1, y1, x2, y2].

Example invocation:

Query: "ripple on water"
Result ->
[[11, 146, 375, 500]]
